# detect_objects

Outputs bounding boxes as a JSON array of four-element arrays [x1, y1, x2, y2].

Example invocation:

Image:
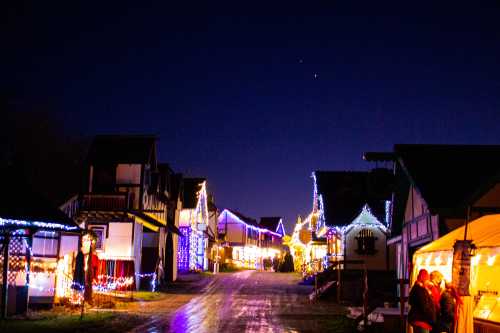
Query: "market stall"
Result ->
[[412, 214, 500, 333]]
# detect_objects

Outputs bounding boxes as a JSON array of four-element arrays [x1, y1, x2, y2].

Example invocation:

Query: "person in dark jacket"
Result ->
[[408, 269, 436, 333], [439, 282, 462, 333]]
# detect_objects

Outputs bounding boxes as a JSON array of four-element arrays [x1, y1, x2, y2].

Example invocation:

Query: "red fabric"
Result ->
[[449, 286, 463, 328], [91, 254, 100, 279], [413, 320, 432, 330], [429, 284, 441, 312]]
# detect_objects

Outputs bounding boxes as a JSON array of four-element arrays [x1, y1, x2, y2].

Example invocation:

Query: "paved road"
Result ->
[[135, 271, 346, 333]]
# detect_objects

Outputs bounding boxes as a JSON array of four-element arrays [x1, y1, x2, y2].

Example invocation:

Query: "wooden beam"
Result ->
[[25, 235, 33, 312], [1, 235, 10, 319]]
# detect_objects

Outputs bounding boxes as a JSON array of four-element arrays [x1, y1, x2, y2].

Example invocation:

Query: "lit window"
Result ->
[[355, 229, 377, 255]]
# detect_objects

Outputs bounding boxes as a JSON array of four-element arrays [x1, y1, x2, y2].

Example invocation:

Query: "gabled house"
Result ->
[[311, 169, 393, 270], [365, 144, 500, 282], [76, 135, 178, 290], [177, 178, 210, 272], [217, 209, 283, 269], [259, 217, 286, 237]]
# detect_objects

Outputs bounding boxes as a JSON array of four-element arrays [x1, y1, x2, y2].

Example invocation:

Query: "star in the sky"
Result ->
[[313, 73, 318, 79]]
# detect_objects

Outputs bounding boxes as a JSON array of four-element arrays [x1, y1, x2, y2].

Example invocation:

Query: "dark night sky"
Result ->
[[4, 2, 500, 232]]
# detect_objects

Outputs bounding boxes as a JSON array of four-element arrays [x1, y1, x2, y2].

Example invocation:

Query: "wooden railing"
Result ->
[[80, 193, 134, 211], [59, 194, 80, 219]]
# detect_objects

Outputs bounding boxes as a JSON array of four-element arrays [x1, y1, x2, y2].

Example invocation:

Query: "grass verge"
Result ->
[[0, 311, 143, 333]]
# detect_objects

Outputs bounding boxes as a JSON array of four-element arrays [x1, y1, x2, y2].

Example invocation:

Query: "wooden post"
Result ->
[[336, 262, 341, 304], [1, 235, 10, 319], [363, 265, 368, 330], [25, 235, 33, 311], [314, 273, 318, 297], [400, 278, 405, 333]]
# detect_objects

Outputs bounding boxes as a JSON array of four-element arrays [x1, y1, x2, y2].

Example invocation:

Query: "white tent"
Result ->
[[412, 214, 500, 331]]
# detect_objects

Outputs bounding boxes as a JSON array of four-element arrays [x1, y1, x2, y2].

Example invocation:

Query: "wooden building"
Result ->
[[217, 209, 282, 269], [76, 135, 180, 290], [365, 144, 500, 288], [311, 169, 393, 271], [177, 178, 210, 272]]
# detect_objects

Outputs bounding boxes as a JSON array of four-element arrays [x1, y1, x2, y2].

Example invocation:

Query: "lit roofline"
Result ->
[[276, 219, 286, 235], [219, 209, 282, 237], [0, 217, 79, 231]]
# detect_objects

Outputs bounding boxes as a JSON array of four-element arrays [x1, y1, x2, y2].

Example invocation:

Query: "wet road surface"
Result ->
[[134, 271, 346, 333]]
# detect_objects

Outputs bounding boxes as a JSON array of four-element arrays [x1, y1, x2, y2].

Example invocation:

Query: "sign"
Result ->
[[452, 240, 473, 296]]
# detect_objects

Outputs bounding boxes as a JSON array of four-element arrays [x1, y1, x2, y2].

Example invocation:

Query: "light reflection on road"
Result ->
[[168, 270, 283, 333]]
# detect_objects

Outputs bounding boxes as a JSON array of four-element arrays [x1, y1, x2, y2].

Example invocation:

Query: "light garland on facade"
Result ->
[[178, 226, 191, 271], [385, 200, 392, 229], [0, 217, 78, 231], [335, 205, 389, 236], [276, 219, 286, 236], [221, 210, 282, 237]]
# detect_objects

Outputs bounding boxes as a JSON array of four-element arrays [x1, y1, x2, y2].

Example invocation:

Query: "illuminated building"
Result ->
[[304, 170, 392, 272], [217, 209, 283, 269], [75, 135, 181, 290], [364, 145, 500, 286], [0, 168, 81, 316], [177, 178, 211, 272]]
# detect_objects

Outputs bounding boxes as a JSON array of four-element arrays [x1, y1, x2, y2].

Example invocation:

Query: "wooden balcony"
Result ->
[[80, 193, 134, 211]]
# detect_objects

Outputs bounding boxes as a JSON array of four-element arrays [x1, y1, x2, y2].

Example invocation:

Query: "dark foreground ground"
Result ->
[[0, 271, 354, 333]]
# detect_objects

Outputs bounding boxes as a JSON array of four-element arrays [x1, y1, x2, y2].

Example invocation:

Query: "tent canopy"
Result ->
[[416, 214, 500, 254]]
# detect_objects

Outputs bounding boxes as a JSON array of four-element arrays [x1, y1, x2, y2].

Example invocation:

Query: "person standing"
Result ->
[[439, 282, 462, 333], [429, 271, 444, 333], [408, 269, 436, 333]]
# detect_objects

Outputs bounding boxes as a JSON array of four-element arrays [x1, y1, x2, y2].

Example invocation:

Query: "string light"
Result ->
[[335, 205, 389, 236], [219, 210, 282, 237], [385, 200, 391, 228], [276, 219, 286, 236], [178, 226, 191, 271], [0, 217, 79, 231]]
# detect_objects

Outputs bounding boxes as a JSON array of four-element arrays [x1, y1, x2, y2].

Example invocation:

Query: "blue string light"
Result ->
[[0, 217, 79, 231]]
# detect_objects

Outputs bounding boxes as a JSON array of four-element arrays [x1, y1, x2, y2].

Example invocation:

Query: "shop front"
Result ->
[[412, 214, 500, 333]]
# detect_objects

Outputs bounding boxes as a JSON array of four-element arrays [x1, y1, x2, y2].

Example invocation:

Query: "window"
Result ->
[[355, 228, 377, 255], [32, 231, 59, 257], [90, 226, 106, 251]]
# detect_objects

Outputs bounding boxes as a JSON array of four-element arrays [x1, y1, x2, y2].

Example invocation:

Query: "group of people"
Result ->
[[408, 269, 462, 333]]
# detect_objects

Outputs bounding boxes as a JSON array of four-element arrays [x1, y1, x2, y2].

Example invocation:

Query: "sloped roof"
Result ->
[[182, 178, 206, 209], [0, 168, 79, 230], [315, 169, 392, 227], [415, 214, 500, 254], [259, 217, 281, 232], [225, 209, 259, 226], [395, 144, 500, 216], [87, 135, 157, 165], [156, 163, 174, 197]]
